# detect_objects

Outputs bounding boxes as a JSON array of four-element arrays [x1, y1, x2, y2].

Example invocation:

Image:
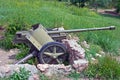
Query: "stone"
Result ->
[[96, 53, 102, 57], [62, 39, 86, 64], [72, 59, 88, 72], [91, 58, 98, 64], [62, 39, 88, 72], [37, 64, 49, 72], [28, 74, 39, 80], [81, 41, 90, 48], [37, 64, 72, 77], [0, 64, 38, 78]]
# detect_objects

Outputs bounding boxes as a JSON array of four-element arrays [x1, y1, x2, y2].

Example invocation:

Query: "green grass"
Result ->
[[0, 0, 120, 55], [67, 56, 120, 80], [83, 56, 120, 79]]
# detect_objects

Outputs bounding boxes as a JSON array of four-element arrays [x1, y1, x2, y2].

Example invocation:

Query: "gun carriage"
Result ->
[[13, 24, 115, 64]]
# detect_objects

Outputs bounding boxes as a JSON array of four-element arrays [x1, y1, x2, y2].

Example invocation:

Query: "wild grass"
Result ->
[[0, 1, 119, 79], [67, 56, 120, 80], [0, 0, 120, 55], [83, 56, 120, 79]]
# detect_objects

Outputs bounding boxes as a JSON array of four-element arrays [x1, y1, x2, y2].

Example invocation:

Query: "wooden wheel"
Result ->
[[37, 42, 67, 64]]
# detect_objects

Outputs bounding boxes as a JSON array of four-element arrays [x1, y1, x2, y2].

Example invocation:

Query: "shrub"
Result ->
[[6, 17, 29, 35], [0, 35, 15, 50], [0, 16, 30, 50]]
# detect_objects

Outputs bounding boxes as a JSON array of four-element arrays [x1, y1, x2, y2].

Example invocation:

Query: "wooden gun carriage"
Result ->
[[13, 24, 115, 64]]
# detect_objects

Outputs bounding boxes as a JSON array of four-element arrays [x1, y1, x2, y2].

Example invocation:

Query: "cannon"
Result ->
[[14, 24, 115, 64]]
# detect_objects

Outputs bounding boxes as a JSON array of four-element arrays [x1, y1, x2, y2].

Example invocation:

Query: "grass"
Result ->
[[67, 56, 120, 80], [0, 1, 119, 79], [68, 71, 81, 80], [83, 56, 120, 79], [0, 1, 120, 54]]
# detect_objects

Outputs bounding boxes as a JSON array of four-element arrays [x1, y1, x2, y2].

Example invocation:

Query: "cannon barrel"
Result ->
[[47, 26, 115, 34]]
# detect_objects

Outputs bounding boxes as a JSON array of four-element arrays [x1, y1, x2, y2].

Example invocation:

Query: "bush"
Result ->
[[116, 0, 120, 13], [0, 16, 30, 50], [0, 35, 15, 50], [6, 16, 29, 35]]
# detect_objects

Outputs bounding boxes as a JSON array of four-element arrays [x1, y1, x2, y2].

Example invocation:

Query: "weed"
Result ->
[[15, 44, 29, 60], [9, 67, 30, 80], [6, 17, 29, 35], [68, 71, 80, 80], [0, 35, 15, 50], [39, 73, 49, 80], [85, 44, 102, 60]]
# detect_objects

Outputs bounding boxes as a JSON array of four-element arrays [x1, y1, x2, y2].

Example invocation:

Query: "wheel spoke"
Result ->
[[54, 52, 64, 57], [44, 52, 52, 57], [42, 57, 49, 64], [53, 46, 56, 54], [46, 58, 52, 64], [56, 59, 62, 64]]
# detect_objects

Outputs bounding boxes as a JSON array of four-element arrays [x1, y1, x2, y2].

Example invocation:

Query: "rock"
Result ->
[[91, 58, 98, 64], [81, 41, 90, 49], [62, 39, 88, 72], [9, 48, 21, 54], [0, 64, 38, 78], [99, 51, 105, 55], [96, 53, 102, 57], [28, 74, 39, 80], [72, 59, 88, 72], [37, 64, 72, 77], [62, 39, 86, 64], [37, 64, 49, 72]]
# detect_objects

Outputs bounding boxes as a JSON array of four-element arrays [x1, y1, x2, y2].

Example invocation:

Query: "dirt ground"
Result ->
[[97, 8, 120, 16], [0, 48, 19, 66]]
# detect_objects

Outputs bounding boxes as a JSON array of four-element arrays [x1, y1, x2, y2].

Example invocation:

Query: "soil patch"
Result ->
[[0, 48, 19, 66], [97, 9, 120, 16]]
